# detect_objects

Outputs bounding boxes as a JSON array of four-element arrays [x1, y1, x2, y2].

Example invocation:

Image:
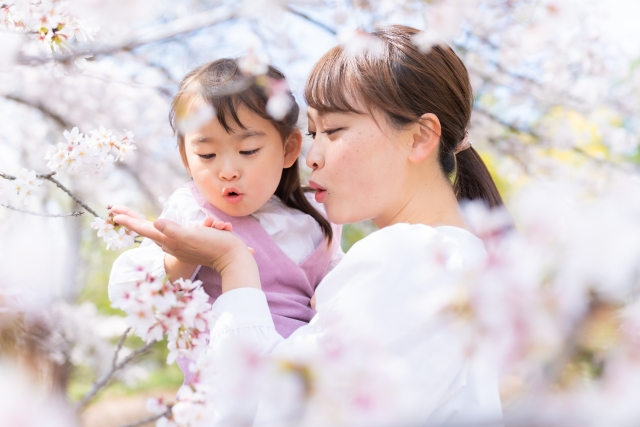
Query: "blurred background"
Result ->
[[1, 0, 639, 426]]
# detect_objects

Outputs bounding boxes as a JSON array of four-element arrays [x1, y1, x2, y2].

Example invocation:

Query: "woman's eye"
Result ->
[[323, 128, 345, 136], [240, 148, 260, 156], [306, 131, 316, 139], [198, 153, 216, 160]]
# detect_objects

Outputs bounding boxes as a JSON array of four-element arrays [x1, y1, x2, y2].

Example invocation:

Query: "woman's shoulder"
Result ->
[[348, 223, 485, 267]]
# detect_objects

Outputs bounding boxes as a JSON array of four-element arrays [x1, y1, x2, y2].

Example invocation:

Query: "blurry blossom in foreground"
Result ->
[[110, 177, 640, 427], [0, 360, 76, 427]]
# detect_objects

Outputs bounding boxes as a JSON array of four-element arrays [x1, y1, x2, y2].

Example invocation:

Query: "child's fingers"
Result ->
[[202, 216, 214, 228], [212, 220, 233, 231]]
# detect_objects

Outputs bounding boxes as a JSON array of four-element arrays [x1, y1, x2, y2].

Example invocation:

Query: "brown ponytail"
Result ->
[[305, 25, 503, 208], [454, 147, 503, 207]]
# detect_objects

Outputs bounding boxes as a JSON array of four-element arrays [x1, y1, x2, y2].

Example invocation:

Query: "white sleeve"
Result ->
[[108, 186, 206, 303], [205, 224, 502, 426]]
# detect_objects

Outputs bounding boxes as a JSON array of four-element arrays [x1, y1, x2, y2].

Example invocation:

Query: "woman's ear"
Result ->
[[179, 141, 192, 175], [408, 113, 441, 163], [283, 129, 302, 168]]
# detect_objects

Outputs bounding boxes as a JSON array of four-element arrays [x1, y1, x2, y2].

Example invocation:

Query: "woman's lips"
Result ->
[[223, 188, 243, 204], [309, 181, 327, 203]]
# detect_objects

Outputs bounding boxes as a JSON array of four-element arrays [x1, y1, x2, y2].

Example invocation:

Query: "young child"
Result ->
[[108, 58, 343, 383]]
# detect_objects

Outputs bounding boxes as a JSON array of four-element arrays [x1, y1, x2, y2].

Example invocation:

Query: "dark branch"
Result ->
[[44, 174, 101, 218], [285, 6, 337, 35], [117, 407, 173, 427], [76, 336, 155, 410]]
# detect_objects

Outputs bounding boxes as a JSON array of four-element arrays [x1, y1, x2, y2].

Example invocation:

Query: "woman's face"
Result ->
[[306, 107, 414, 227]]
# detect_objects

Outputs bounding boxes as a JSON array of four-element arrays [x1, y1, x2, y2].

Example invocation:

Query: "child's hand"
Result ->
[[310, 293, 317, 311], [202, 216, 233, 231], [200, 216, 254, 255]]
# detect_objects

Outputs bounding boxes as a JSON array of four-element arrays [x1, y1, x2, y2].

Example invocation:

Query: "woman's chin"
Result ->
[[324, 204, 365, 226]]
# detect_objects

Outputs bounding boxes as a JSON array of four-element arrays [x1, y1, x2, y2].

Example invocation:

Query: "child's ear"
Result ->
[[283, 129, 302, 168], [178, 141, 192, 175], [408, 113, 441, 163]]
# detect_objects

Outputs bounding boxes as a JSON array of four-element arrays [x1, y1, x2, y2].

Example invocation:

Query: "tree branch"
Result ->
[[44, 174, 101, 218], [76, 330, 155, 410], [1, 203, 83, 217], [20, 7, 236, 65], [285, 6, 337, 35], [117, 407, 173, 427], [4, 95, 71, 129], [3, 170, 104, 218]]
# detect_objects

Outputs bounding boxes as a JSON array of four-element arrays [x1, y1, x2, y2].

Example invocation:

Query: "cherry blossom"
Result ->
[[91, 208, 137, 251], [45, 126, 136, 175], [110, 266, 214, 365]]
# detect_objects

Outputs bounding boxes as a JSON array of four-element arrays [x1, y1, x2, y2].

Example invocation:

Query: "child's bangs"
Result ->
[[208, 89, 269, 134], [304, 48, 366, 115]]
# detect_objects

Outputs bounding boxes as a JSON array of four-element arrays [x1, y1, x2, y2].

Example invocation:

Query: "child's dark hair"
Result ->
[[305, 25, 503, 208], [170, 58, 333, 243]]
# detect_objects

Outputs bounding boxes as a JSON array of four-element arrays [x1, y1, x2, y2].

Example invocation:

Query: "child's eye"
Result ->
[[198, 153, 216, 160], [240, 148, 260, 156], [306, 131, 316, 139]]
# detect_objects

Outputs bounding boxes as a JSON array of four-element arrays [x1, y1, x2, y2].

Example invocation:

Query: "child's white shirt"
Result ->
[[108, 187, 344, 298]]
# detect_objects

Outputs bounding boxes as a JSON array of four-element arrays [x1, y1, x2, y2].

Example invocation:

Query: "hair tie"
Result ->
[[454, 132, 471, 155]]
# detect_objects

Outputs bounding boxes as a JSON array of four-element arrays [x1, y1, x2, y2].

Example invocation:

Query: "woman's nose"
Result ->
[[305, 139, 325, 170]]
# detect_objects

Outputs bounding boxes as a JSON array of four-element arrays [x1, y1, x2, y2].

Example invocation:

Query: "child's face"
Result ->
[[181, 104, 301, 217]]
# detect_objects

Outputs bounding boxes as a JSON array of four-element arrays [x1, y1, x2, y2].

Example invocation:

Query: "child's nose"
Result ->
[[218, 161, 240, 181]]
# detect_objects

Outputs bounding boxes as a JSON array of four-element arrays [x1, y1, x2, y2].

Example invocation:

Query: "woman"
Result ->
[[115, 25, 504, 426]]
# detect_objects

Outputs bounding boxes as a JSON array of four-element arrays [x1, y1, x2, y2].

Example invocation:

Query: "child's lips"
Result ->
[[309, 181, 327, 203], [222, 188, 243, 204]]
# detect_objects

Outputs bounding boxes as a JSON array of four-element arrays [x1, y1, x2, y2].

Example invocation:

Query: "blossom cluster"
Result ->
[[91, 208, 138, 251], [0, 169, 43, 206], [1, 1, 98, 53], [111, 268, 214, 364], [45, 126, 136, 175]]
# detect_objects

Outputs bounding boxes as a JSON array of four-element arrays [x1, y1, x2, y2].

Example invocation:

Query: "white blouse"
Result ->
[[206, 223, 504, 426], [108, 186, 344, 301]]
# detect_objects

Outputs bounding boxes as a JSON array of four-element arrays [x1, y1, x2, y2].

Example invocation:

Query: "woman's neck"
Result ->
[[373, 169, 467, 230]]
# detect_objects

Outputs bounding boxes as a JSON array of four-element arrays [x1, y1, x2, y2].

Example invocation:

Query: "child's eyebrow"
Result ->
[[233, 130, 267, 140], [192, 136, 215, 144]]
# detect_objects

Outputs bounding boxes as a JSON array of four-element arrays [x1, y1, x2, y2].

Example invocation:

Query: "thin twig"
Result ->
[[76, 337, 155, 410], [285, 6, 337, 35], [1, 171, 102, 217], [118, 407, 173, 427], [0, 203, 84, 217], [111, 327, 132, 368], [20, 8, 236, 65], [44, 174, 101, 217]]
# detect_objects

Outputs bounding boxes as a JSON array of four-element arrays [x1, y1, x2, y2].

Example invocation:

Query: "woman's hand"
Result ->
[[111, 205, 261, 292]]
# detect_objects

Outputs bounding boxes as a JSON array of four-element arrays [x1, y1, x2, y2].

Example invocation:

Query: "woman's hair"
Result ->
[[170, 58, 333, 242], [304, 25, 503, 208]]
